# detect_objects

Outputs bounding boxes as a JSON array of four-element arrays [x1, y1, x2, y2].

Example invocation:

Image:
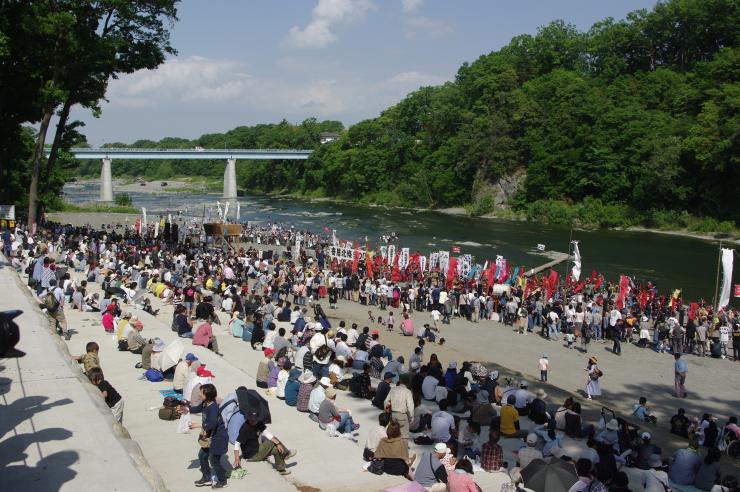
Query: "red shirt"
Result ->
[[102, 312, 114, 332]]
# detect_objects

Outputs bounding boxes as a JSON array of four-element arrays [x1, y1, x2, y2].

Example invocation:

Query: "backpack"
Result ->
[[117, 339, 129, 351], [163, 396, 180, 408], [158, 406, 179, 420], [45, 292, 60, 313], [144, 368, 164, 382], [349, 373, 365, 397]]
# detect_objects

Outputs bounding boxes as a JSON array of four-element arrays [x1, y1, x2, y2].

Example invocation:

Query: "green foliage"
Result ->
[[114, 193, 133, 207], [63, 0, 739, 236]]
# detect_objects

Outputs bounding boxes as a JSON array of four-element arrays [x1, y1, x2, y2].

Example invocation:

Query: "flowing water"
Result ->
[[62, 182, 734, 301]]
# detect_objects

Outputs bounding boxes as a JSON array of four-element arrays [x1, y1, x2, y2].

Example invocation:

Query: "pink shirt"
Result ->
[[447, 470, 479, 492], [102, 312, 114, 332], [402, 319, 414, 335], [192, 322, 213, 347]]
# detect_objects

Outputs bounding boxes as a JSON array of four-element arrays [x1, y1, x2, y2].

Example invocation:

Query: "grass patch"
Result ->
[[52, 200, 139, 214]]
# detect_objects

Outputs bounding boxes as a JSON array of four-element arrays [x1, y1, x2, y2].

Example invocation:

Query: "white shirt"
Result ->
[[609, 309, 622, 326]]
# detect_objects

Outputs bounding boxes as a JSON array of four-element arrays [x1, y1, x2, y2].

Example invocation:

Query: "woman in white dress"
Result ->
[[585, 356, 602, 400]]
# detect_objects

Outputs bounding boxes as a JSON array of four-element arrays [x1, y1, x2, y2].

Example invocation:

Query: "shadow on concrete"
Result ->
[[1, 450, 79, 491], [0, 396, 78, 491], [0, 395, 73, 440]]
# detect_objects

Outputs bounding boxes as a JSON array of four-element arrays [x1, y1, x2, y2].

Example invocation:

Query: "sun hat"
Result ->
[[325, 388, 337, 399], [641, 431, 652, 440], [298, 371, 316, 384], [185, 353, 198, 361], [535, 388, 548, 399], [434, 443, 451, 454], [526, 433, 538, 444], [319, 376, 331, 387], [123, 312, 132, 319], [133, 320, 144, 328], [648, 454, 663, 468], [589, 356, 598, 363], [152, 339, 166, 352], [606, 418, 619, 431]]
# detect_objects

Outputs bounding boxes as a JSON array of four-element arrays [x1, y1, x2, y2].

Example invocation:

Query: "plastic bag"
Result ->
[[177, 413, 192, 433]]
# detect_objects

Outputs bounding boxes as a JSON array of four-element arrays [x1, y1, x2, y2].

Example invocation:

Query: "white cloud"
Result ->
[[405, 16, 453, 40], [379, 71, 447, 94], [286, 0, 374, 49], [401, 0, 423, 13]]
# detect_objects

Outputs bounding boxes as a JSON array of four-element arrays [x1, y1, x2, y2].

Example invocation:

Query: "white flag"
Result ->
[[571, 241, 582, 282], [236, 202, 241, 222], [719, 248, 734, 308], [154, 221, 159, 238]]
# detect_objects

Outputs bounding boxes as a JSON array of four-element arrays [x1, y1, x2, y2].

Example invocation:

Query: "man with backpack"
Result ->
[[42, 278, 70, 340]]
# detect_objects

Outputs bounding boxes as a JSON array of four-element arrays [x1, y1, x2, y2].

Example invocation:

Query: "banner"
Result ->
[[294, 236, 301, 260], [616, 275, 630, 309], [154, 221, 159, 238], [387, 245, 396, 267], [446, 257, 458, 289], [735, 284, 740, 298], [547, 270, 558, 301], [236, 202, 241, 223], [380, 246, 387, 262], [366, 251, 374, 280], [719, 248, 734, 308], [419, 255, 427, 272], [399, 248, 410, 269], [458, 254, 472, 279], [571, 241, 582, 282], [141, 207, 147, 230], [438, 251, 450, 274]]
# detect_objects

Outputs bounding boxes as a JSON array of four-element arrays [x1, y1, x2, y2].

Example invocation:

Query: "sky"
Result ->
[[72, 0, 658, 146]]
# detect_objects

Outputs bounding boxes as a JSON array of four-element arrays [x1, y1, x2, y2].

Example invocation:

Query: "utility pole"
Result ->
[[713, 240, 722, 311]]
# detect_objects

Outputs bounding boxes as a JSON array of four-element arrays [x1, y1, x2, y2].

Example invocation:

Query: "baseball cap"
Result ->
[[185, 353, 198, 361], [526, 433, 538, 444]]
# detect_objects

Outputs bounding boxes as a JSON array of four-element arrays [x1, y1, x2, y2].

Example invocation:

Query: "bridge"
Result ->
[[51, 148, 312, 201]]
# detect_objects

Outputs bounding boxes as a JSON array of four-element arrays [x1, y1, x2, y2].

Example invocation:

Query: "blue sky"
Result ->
[[74, 0, 658, 145]]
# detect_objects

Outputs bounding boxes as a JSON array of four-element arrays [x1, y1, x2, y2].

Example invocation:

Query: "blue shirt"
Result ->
[[675, 359, 688, 373]]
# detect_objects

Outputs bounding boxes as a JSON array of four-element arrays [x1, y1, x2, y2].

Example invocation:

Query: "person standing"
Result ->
[[612, 319, 623, 356], [585, 357, 602, 400], [538, 353, 549, 383], [384, 374, 414, 439], [182, 383, 229, 488], [674, 353, 688, 398]]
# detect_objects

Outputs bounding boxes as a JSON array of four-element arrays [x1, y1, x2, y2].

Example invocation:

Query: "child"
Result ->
[[633, 396, 657, 424], [367, 310, 374, 323], [386, 312, 395, 332], [538, 353, 549, 382], [376, 316, 385, 333], [566, 331, 575, 349], [88, 367, 124, 423], [364, 411, 390, 461], [256, 348, 275, 389], [73, 341, 100, 377]]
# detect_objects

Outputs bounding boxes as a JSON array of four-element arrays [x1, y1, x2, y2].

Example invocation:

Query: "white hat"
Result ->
[[152, 338, 166, 352], [434, 443, 450, 454], [606, 418, 619, 431], [519, 380, 528, 388], [526, 433, 538, 444], [448, 361, 457, 369], [535, 388, 548, 399], [319, 376, 331, 387], [298, 371, 316, 384], [641, 431, 652, 440]]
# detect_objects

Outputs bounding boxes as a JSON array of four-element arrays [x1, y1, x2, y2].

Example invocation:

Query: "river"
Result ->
[[62, 182, 734, 302]]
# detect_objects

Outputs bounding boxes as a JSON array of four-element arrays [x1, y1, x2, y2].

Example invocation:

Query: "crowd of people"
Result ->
[[2, 218, 738, 492]]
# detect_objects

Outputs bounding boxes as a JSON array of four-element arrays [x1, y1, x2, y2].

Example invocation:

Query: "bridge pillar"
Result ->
[[100, 158, 113, 202], [223, 158, 237, 199]]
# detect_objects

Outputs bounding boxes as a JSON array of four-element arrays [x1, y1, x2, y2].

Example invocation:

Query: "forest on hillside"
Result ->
[[78, 0, 739, 232]]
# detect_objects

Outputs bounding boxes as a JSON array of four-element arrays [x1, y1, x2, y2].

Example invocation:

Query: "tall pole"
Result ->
[[713, 240, 722, 311], [565, 225, 574, 280]]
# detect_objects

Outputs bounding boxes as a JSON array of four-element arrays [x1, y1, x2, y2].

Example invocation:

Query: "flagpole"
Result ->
[[713, 239, 722, 311], [565, 225, 573, 279]]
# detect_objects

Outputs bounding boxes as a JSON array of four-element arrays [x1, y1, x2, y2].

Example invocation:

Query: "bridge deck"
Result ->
[[47, 148, 312, 160]]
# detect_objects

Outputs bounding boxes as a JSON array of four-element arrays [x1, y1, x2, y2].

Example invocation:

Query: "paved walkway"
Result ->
[[0, 260, 155, 492]]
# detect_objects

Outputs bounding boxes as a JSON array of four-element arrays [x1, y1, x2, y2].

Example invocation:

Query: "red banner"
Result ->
[[735, 284, 740, 297], [447, 257, 458, 290], [639, 290, 648, 310], [352, 249, 359, 274], [547, 270, 558, 301], [616, 275, 629, 309]]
